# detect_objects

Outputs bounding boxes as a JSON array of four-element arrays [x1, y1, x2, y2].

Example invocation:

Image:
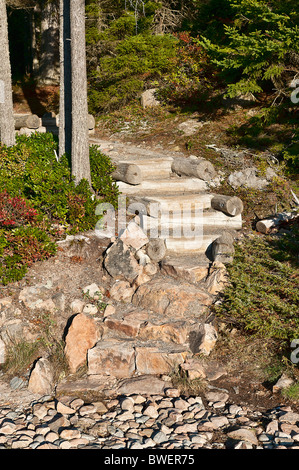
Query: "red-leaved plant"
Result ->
[[0, 191, 38, 228]]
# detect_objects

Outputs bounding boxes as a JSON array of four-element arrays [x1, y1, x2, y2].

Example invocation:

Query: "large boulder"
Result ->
[[64, 313, 100, 373]]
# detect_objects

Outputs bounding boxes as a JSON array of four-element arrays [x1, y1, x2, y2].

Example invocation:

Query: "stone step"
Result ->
[[131, 276, 212, 317], [164, 233, 219, 254], [87, 337, 190, 378], [102, 307, 200, 346], [91, 139, 180, 160], [160, 254, 211, 285], [117, 177, 209, 195]]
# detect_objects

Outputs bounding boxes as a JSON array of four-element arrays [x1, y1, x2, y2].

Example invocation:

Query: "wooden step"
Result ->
[[140, 211, 242, 233], [127, 193, 214, 215], [117, 177, 209, 195]]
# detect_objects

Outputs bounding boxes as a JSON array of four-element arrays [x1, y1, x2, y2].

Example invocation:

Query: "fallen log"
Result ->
[[112, 162, 142, 185], [171, 157, 217, 181], [14, 114, 41, 130], [211, 195, 243, 217], [256, 212, 294, 234]]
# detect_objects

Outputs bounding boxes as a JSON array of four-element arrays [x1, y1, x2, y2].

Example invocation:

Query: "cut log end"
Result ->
[[171, 157, 217, 182], [211, 195, 243, 217], [112, 162, 142, 185], [146, 238, 166, 262]]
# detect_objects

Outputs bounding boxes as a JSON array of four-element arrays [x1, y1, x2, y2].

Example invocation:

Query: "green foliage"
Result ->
[[200, 0, 299, 100], [0, 225, 56, 285], [0, 133, 118, 230], [88, 29, 178, 113], [89, 145, 120, 206], [214, 230, 299, 345], [0, 133, 119, 285], [158, 31, 219, 108]]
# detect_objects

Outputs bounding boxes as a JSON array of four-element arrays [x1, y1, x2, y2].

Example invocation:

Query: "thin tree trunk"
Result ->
[[0, 0, 15, 147], [70, 0, 91, 185], [59, 0, 65, 158], [59, 0, 72, 159]]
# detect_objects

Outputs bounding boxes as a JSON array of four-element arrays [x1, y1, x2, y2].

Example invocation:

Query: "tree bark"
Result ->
[[39, 0, 60, 85], [70, 0, 91, 185], [0, 0, 15, 147]]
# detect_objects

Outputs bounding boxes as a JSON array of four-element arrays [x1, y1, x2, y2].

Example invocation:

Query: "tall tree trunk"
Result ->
[[0, 0, 15, 147], [70, 0, 91, 185], [59, 0, 72, 159], [39, 0, 60, 85]]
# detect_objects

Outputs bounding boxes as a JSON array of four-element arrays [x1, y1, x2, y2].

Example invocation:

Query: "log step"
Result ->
[[140, 211, 242, 233], [124, 158, 173, 180], [117, 177, 209, 194], [127, 193, 214, 214]]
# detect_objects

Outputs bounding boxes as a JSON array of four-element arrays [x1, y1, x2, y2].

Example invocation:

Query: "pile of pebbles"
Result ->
[[0, 389, 299, 449]]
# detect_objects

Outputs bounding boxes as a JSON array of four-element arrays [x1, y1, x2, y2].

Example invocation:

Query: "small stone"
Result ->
[[44, 431, 60, 442], [165, 388, 180, 398], [70, 299, 85, 314], [103, 304, 116, 317], [64, 313, 99, 373], [109, 280, 135, 303], [69, 398, 85, 410], [227, 428, 258, 446], [32, 404, 48, 420], [279, 412, 299, 424], [79, 404, 97, 416], [83, 283, 102, 299], [56, 402, 76, 415], [174, 398, 189, 411], [120, 397, 135, 412], [205, 391, 229, 403], [0, 420, 17, 435], [273, 373, 294, 393], [209, 416, 229, 428], [28, 357, 54, 395], [143, 405, 159, 419], [10, 376, 25, 390], [60, 428, 81, 440], [83, 304, 98, 315], [119, 221, 149, 251], [152, 431, 168, 444]]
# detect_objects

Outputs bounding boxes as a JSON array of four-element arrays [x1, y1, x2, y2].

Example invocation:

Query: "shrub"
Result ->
[[87, 21, 178, 113], [158, 31, 219, 108], [214, 231, 299, 346], [0, 133, 119, 285], [0, 226, 57, 285], [0, 133, 118, 231], [0, 191, 38, 228]]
